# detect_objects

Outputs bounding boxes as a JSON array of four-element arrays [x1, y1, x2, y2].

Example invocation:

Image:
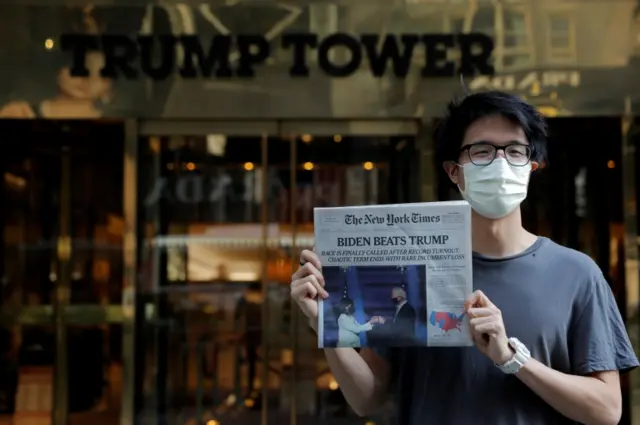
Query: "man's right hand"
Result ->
[[290, 249, 328, 328]]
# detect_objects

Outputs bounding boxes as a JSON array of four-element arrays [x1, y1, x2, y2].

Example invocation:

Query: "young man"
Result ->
[[290, 91, 639, 425]]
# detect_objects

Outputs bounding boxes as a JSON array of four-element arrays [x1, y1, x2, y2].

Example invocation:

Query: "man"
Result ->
[[290, 91, 639, 425], [375, 287, 416, 345]]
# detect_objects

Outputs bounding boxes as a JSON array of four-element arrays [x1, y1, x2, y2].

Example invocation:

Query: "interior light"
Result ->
[[44, 38, 54, 50], [303, 162, 314, 171], [186, 162, 196, 171], [328, 379, 339, 390], [333, 135, 342, 143], [244, 399, 255, 408], [244, 162, 255, 171], [301, 134, 312, 143], [228, 272, 259, 281], [363, 161, 374, 171], [206, 420, 220, 425], [607, 160, 616, 169]]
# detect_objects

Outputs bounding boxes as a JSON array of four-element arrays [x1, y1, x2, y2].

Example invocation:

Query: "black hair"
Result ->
[[338, 297, 354, 315], [434, 90, 548, 166]]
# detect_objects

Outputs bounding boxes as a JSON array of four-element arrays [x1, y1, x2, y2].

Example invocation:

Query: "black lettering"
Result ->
[[458, 33, 494, 76], [138, 35, 176, 80], [421, 34, 455, 77], [360, 34, 417, 78], [236, 35, 270, 77], [318, 33, 361, 77], [179, 35, 232, 78], [282, 33, 318, 77], [60, 34, 100, 77], [100, 35, 138, 79]]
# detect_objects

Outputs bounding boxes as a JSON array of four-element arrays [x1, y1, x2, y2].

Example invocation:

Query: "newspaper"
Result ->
[[315, 201, 473, 348]]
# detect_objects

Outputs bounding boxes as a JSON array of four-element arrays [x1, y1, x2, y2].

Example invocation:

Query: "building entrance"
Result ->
[[135, 119, 424, 425], [0, 120, 135, 425]]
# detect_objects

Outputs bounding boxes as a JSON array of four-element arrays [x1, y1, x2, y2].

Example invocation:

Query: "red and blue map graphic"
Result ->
[[429, 311, 465, 333]]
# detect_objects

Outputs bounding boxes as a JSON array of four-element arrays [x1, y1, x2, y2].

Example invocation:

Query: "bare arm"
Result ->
[[311, 319, 390, 416], [517, 360, 621, 425]]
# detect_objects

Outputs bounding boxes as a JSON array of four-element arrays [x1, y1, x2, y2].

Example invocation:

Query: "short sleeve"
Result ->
[[569, 272, 639, 375]]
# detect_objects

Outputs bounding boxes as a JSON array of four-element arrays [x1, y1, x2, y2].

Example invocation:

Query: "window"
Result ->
[[470, 5, 533, 71], [548, 14, 576, 61], [502, 8, 533, 70]]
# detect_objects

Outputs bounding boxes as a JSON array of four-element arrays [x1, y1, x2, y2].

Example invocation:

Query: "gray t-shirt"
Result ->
[[378, 237, 638, 425]]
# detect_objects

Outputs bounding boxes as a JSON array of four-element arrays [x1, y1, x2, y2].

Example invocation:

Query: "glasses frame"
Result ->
[[458, 142, 533, 167]]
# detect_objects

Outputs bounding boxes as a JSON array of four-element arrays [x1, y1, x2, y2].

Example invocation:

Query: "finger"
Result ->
[[472, 322, 500, 336], [469, 329, 485, 346], [300, 249, 322, 270], [464, 290, 482, 310], [291, 281, 318, 302], [292, 274, 328, 298], [464, 290, 494, 309], [466, 307, 493, 318], [469, 316, 494, 327], [291, 261, 324, 285], [307, 274, 329, 298]]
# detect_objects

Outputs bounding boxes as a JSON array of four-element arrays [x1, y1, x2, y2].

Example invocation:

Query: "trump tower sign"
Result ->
[[60, 32, 495, 80]]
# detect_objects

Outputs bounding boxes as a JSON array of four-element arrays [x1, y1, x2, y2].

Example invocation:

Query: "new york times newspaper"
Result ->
[[315, 201, 472, 348]]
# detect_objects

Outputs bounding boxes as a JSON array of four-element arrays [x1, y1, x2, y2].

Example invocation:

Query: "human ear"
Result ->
[[530, 161, 539, 172], [442, 161, 460, 184]]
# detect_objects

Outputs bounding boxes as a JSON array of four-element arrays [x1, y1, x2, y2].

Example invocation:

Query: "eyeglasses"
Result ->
[[459, 142, 532, 167]]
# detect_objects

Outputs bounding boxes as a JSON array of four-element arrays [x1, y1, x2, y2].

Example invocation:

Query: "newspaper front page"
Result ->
[[315, 201, 472, 348]]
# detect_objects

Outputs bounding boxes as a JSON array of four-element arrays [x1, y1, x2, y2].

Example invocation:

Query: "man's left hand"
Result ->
[[464, 290, 514, 365]]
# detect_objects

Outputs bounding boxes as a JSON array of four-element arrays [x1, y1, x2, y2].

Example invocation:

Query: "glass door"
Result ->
[[0, 120, 130, 425], [135, 121, 281, 425]]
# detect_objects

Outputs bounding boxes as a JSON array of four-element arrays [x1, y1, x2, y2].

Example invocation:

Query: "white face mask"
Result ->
[[458, 158, 531, 219]]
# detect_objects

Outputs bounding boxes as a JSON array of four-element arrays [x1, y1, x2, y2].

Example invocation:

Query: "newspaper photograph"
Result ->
[[315, 201, 473, 348]]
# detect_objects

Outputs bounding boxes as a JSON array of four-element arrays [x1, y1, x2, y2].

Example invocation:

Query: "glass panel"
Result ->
[[290, 133, 419, 425], [1, 120, 126, 310], [1, 121, 61, 312], [472, 7, 495, 35], [67, 123, 125, 306], [522, 118, 622, 266], [137, 134, 273, 425], [550, 15, 570, 33]]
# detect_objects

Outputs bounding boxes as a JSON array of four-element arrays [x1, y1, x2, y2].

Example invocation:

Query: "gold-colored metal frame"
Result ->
[[138, 118, 424, 425]]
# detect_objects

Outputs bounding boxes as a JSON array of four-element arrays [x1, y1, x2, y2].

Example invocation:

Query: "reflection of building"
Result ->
[[0, 2, 639, 425]]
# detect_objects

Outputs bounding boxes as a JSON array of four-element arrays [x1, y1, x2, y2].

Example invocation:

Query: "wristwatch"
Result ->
[[496, 337, 530, 374]]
